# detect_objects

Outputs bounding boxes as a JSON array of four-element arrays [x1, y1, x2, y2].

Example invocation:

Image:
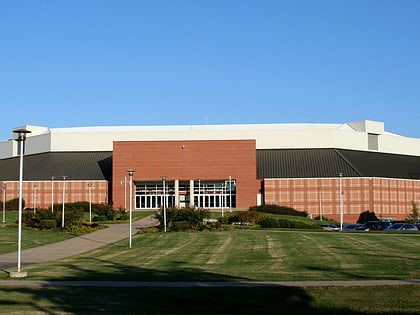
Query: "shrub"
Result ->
[[6, 198, 25, 211], [22, 210, 36, 226], [249, 204, 307, 217], [155, 207, 210, 231], [39, 219, 57, 229], [357, 210, 378, 224], [259, 216, 321, 229], [172, 221, 191, 232], [93, 215, 109, 222], [35, 208, 55, 220], [92, 204, 116, 220]]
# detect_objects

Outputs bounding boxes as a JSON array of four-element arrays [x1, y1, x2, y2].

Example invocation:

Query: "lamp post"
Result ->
[[88, 183, 93, 223], [161, 176, 167, 232], [51, 176, 55, 213], [33, 184, 37, 213], [2, 182, 6, 223], [339, 173, 344, 231], [13, 128, 31, 277], [198, 179, 201, 208], [127, 169, 135, 248], [61, 176, 67, 228], [221, 183, 225, 217], [228, 176, 232, 212]]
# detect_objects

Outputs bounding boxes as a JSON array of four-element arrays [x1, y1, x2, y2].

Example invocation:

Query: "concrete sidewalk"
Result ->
[[0, 215, 159, 270]]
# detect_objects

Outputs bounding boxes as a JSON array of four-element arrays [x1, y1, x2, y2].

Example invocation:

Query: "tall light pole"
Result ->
[[61, 176, 67, 228], [13, 128, 31, 277], [128, 169, 135, 248], [51, 176, 55, 213], [162, 176, 167, 232], [198, 179, 201, 208], [33, 184, 37, 213], [221, 183, 225, 217], [339, 173, 344, 231], [228, 176, 232, 212], [88, 183, 93, 223], [2, 182, 6, 223]]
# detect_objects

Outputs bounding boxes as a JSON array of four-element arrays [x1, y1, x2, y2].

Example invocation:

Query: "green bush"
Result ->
[[6, 198, 25, 211], [172, 221, 191, 232], [249, 204, 307, 217], [93, 204, 116, 220], [357, 210, 378, 224], [35, 208, 55, 220], [21, 210, 35, 224], [155, 207, 210, 231], [39, 219, 57, 229], [93, 215, 109, 222], [259, 216, 320, 229]]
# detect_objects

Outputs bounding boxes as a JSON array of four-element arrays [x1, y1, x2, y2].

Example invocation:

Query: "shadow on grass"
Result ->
[[2, 262, 416, 314], [0, 284, 414, 315]]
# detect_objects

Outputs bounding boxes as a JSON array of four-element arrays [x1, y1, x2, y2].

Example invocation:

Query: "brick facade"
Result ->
[[264, 177, 420, 222], [112, 139, 257, 209], [1, 180, 108, 210]]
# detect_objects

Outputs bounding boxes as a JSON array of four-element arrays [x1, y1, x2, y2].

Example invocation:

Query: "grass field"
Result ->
[[18, 229, 420, 282], [1, 216, 420, 314], [0, 285, 419, 314]]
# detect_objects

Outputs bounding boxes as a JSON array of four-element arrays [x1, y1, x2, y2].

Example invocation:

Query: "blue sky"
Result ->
[[0, 0, 419, 141]]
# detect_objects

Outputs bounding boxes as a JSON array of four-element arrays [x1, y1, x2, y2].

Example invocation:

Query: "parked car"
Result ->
[[321, 224, 340, 231], [355, 221, 392, 231], [343, 223, 363, 230], [384, 223, 418, 231]]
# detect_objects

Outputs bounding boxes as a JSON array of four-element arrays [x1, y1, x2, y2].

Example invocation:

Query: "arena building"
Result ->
[[0, 120, 419, 223]]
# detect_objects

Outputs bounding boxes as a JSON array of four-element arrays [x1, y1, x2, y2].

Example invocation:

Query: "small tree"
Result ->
[[406, 201, 419, 224], [357, 210, 378, 224], [6, 198, 25, 211]]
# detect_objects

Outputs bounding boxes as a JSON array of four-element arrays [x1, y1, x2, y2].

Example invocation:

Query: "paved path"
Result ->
[[0, 215, 159, 270]]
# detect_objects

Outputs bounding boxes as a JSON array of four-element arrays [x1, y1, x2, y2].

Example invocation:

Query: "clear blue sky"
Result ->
[[1, 0, 419, 141]]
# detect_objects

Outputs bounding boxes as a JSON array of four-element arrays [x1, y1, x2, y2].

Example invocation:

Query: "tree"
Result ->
[[406, 201, 419, 224], [357, 210, 378, 224]]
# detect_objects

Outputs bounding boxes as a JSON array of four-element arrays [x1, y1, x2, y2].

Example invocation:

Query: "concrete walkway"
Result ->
[[0, 215, 159, 270]]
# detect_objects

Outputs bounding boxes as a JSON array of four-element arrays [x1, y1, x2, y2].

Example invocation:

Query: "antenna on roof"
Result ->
[[206, 115, 208, 125]]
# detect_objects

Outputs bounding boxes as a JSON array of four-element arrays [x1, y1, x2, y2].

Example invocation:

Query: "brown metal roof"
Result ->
[[257, 148, 420, 179], [0, 152, 112, 181]]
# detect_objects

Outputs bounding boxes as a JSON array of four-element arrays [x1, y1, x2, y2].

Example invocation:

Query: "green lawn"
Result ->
[[1, 219, 420, 314], [0, 285, 418, 314], [18, 229, 420, 282]]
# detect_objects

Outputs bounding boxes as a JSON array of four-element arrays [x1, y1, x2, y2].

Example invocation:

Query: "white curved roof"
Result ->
[[1, 120, 420, 158]]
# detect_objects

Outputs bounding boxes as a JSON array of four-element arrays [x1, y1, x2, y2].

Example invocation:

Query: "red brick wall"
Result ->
[[112, 139, 257, 209], [2, 180, 108, 210], [264, 177, 420, 222]]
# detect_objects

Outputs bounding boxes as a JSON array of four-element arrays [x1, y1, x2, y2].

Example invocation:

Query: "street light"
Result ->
[[88, 183, 93, 223], [228, 176, 232, 212], [2, 182, 6, 223], [33, 184, 37, 213], [61, 176, 67, 228], [127, 169, 135, 248], [339, 173, 344, 231], [161, 176, 167, 232], [221, 183, 225, 217], [13, 128, 31, 277], [198, 179, 201, 208], [51, 176, 55, 213]]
